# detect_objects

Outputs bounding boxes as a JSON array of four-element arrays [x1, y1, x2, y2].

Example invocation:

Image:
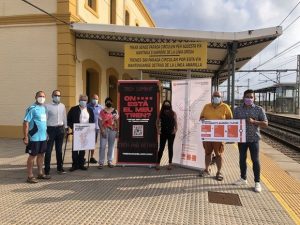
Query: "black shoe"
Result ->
[[57, 169, 67, 174], [69, 167, 77, 172], [79, 166, 88, 171], [89, 157, 97, 164]]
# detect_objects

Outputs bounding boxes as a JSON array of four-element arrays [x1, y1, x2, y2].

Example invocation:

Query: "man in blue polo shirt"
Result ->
[[87, 94, 103, 163], [23, 91, 49, 183]]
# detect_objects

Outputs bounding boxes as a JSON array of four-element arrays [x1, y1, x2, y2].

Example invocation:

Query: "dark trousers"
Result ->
[[72, 150, 85, 168], [44, 126, 65, 174], [238, 141, 260, 182], [157, 133, 175, 164]]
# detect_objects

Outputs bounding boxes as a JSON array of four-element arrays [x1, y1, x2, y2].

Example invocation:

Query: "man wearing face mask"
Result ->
[[233, 89, 268, 193], [23, 91, 48, 183], [199, 91, 232, 181], [44, 90, 68, 177], [67, 95, 94, 171], [87, 94, 103, 163]]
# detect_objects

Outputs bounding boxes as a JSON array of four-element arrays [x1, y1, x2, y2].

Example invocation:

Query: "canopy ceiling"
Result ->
[[71, 23, 282, 83]]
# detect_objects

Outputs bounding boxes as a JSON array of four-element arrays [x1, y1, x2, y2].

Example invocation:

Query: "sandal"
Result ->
[[167, 164, 173, 170], [27, 177, 38, 183], [216, 172, 224, 181], [108, 163, 114, 168], [199, 169, 210, 177], [37, 174, 51, 179]]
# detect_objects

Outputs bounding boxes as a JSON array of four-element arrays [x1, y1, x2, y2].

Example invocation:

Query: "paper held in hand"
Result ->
[[200, 119, 246, 143]]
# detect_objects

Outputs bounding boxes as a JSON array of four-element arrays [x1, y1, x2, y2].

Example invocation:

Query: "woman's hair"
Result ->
[[159, 100, 174, 118], [105, 97, 113, 103]]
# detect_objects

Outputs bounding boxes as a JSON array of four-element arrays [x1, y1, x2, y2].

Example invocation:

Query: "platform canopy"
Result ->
[[71, 23, 282, 84], [255, 83, 297, 93]]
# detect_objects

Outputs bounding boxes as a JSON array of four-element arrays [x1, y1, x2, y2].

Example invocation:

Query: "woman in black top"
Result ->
[[156, 100, 178, 170]]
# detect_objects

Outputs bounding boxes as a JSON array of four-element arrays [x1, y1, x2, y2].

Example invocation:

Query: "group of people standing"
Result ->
[[23, 90, 119, 183], [23, 88, 268, 193]]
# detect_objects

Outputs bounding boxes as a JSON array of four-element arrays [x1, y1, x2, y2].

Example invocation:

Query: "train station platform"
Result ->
[[0, 138, 299, 225], [266, 112, 300, 120]]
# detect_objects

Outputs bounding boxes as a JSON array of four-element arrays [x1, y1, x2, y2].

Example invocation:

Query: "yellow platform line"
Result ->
[[233, 144, 300, 225]]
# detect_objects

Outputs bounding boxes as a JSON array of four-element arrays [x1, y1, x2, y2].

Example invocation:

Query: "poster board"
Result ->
[[172, 78, 211, 169], [117, 80, 159, 165], [73, 123, 95, 151]]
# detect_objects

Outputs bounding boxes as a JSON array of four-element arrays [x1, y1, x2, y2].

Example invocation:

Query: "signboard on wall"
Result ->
[[117, 80, 159, 165], [124, 42, 207, 70]]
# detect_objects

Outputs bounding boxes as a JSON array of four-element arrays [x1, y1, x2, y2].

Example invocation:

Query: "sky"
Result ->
[[143, 0, 300, 95]]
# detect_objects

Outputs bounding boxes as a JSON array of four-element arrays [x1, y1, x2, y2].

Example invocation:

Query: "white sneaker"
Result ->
[[254, 182, 262, 192], [233, 178, 248, 185]]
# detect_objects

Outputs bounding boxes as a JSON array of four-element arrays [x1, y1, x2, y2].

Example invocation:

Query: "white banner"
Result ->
[[200, 119, 246, 142], [73, 123, 95, 151], [172, 78, 211, 169]]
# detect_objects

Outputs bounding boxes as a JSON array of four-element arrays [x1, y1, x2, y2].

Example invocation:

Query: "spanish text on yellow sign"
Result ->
[[124, 42, 207, 70]]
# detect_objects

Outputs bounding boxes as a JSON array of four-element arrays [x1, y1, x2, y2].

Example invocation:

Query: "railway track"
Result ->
[[261, 113, 300, 163]]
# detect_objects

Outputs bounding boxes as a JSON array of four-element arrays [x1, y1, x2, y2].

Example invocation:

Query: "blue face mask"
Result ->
[[92, 99, 98, 105], [53, 96, 60, 103], [79, 100, 87, 108]]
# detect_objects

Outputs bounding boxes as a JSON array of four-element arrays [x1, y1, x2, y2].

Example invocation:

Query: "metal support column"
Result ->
[[296, 55, 300, 114], [227, 45, 231, 104], [229, 42, 238, 112], [215, 73, 219, 91]]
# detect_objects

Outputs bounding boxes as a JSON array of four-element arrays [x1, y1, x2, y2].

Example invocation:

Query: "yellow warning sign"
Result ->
[[124, 42, 207, 70]]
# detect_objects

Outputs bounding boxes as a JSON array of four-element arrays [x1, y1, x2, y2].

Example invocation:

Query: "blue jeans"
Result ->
[[99, 128, 117, 164], [238, 141, 260, 182], [44, 126, 65, 174]]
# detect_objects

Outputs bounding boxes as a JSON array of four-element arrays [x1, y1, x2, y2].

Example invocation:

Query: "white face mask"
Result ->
[[212, 97, 221, 104], [53, 96, 60, 103], [79, 100, 87, 108], [37, 97, 45, 104]]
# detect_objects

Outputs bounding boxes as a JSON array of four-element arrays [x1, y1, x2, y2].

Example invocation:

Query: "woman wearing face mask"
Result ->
[[98, 97, 119, 169], [156, 100, 178, 170]]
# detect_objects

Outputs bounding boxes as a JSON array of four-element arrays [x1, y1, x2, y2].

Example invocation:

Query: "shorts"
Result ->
[[202, 142, 224, 156], [25, 141, 47, 156]]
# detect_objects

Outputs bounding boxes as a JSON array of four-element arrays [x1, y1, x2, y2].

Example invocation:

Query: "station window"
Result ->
[[125, 10, 130, 25], [110, 0, 116, 24], [85, 0, 97, 15]]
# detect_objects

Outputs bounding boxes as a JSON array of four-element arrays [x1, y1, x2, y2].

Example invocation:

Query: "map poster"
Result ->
[[200, 119, 246, 142], [117, 80, 159, 165], [172, 78, 211, 169], [73, 123, 96, 151]]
